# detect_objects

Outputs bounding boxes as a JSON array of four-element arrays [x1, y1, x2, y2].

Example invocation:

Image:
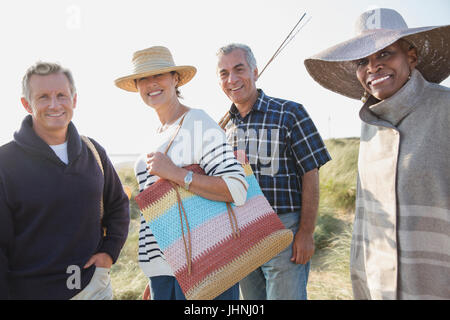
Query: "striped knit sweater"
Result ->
[[134, 108, 248, 279]]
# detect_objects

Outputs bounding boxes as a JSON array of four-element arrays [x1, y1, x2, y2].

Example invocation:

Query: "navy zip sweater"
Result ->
[[0, 116, 130, 299]]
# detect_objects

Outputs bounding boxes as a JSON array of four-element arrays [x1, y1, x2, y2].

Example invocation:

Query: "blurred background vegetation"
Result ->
[[110, 137, 359, 300]]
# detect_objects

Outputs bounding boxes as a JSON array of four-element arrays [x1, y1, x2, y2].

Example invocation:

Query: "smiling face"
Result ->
[[355, 40, 418, 100], [217, 48, 259, 112], [21, 72, 77, 143], [136, 72, 179, 109]]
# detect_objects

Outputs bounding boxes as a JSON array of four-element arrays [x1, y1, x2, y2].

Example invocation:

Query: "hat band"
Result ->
[[133, 60, 177, 74]]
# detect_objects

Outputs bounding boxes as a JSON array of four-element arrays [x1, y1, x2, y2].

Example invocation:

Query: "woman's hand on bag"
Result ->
[[147, 152, 179, 180]]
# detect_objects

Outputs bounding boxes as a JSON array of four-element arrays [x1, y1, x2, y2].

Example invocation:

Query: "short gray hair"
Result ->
[[217, 43, 258, 71], [22, 62, 76, 101]]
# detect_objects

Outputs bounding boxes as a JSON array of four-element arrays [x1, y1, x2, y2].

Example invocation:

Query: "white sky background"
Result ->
[[1, 0, 449, 154]]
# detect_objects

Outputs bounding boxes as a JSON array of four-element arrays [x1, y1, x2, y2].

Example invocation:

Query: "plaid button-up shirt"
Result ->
[[225, 89, 331, 214]]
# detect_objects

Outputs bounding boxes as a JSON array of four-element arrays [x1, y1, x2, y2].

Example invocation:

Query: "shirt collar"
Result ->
[[228, 89, 268, 119]]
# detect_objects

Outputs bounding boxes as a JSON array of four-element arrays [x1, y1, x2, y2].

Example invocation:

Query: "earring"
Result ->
[[361, 91, 369, 103], [407, 68, 412, 80]]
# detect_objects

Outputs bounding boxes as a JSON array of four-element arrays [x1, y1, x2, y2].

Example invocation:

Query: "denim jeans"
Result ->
[[239, 211, 310, 300], [150, 275, 240, 300]]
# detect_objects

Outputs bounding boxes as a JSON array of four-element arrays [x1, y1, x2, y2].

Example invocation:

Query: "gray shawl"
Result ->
[[351, 69, 450, 299]]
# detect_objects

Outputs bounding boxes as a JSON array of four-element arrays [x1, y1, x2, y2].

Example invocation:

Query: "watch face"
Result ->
[[185, 171, 193, 183], [184, 171, 193, 189]]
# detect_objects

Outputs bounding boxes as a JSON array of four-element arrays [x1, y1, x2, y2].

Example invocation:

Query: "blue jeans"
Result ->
[[239, 211, 310, 300], [150, 275, 240, 300]]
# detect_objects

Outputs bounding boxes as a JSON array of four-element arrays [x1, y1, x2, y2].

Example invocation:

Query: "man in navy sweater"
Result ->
[[0, 62, 130, 299]]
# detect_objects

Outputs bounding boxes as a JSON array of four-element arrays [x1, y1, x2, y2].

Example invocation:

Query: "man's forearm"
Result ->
[[290, 168, 320, 264], [299, 168, 320, 234]]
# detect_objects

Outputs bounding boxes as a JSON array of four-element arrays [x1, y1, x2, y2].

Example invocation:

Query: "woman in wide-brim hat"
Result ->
[[115, 46, 248, 300], [305, 8, 450, 300]]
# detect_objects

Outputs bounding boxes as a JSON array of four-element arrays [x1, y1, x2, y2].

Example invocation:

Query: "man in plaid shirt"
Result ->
[[217, 43, 331, 300]]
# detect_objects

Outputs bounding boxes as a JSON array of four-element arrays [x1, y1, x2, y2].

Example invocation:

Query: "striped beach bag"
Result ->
[[135, 116, 293, 300]]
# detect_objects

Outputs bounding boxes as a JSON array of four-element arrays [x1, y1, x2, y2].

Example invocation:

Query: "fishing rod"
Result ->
[[219, 12, 311, 129], [258, 12, 311, 78]]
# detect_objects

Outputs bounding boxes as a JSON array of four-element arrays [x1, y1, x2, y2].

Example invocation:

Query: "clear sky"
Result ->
[[1, 0, 449, 154]]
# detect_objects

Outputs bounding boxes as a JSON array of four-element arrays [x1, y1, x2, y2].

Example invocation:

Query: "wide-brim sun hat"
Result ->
[[304, 8, 450, 100], [115, 46, 197, 92]]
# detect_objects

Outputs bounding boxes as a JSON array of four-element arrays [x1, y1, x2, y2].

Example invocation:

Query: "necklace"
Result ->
[[157, 106, 189, 133]]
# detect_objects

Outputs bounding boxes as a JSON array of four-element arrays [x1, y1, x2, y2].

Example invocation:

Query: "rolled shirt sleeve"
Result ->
[[222, 176, 248, 206], [287, 107, 331, 174]]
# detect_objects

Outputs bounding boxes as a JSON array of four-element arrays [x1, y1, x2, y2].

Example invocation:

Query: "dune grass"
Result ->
[[110, 219, 147, 300], [308, 138, 358, 300], [111, 137, 359, 300], [319, 138, 359, 213]]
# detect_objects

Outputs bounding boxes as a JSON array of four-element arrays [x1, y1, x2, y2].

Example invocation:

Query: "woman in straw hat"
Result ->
[[115, 46, 248, 300], [304, 8, 450, 300]]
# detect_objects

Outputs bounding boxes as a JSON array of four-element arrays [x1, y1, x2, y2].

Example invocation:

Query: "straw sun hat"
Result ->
[[304, 8, 450, 100], [115, 46, 197, 92]]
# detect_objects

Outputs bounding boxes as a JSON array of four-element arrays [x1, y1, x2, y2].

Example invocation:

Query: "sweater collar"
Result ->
[[359, 69, 427, 127], [14, 115, 82, 164]]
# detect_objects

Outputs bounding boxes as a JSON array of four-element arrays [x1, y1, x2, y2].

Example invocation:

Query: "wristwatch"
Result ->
[[184, 170, 193, 190]]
